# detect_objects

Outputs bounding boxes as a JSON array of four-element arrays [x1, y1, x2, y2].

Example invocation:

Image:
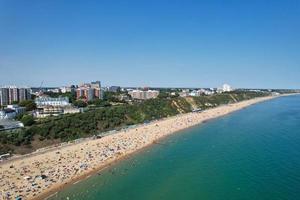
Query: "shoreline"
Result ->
[[0, 95, 290, 200]]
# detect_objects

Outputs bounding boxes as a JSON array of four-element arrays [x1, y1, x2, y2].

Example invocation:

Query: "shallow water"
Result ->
[[51, 95, 300, 200]]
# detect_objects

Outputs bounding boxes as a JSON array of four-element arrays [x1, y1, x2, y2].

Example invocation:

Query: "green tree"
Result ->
[[21, 115, 35, 126], [89, 99, 111, 107], [157, 92, 170, 99], [73, 100, 87, 108], [103, 91, 119, 102], [19, 100, 37, 111]]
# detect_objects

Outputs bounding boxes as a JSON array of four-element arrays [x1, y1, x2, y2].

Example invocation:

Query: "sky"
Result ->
[[0, 0, 299, 89]]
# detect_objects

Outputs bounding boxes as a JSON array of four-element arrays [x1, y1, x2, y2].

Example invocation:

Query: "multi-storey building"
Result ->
[[91, 81, 101, 88], [76, 81, 103, 101], [9, 87, 19, 103], [19, 88, 31, 102], [0, 86, 31, 106], [0, 88, 9, 106], [128, 89, 159, 100]]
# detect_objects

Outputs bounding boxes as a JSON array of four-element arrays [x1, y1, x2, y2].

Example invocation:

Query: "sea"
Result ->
[[50, 95, 300, 200]]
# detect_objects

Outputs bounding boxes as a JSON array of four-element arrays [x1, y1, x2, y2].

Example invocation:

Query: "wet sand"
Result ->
[[0, 96, 277, 200]]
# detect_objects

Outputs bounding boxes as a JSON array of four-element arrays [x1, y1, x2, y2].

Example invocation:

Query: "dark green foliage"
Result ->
[[103, 91, 123, 102], [15, 114, 24, 121], [19, 100, 37, 111], [0, 129, 33, 147], [88, 99, 112, 107], [21, 115, 35, 126], [73, 100, 87, 107], [157, 92, 171, 99]]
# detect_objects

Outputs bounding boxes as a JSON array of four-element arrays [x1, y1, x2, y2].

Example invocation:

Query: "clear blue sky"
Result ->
[[0, 0, 299, 89]]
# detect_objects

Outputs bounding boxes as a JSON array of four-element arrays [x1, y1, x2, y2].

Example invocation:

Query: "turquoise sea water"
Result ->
[[51, 95, 300, 200]]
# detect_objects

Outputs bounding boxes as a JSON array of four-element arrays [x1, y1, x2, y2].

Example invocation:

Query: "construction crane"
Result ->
[[38, 81, 44, 96]]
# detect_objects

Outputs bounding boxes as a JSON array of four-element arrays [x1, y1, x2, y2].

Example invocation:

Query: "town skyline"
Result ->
[[0, 82, 298, 90]]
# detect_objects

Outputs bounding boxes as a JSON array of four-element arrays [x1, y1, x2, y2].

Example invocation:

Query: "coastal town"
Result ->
[[0, 80, 298, 199], [0, 82, 237, 131]]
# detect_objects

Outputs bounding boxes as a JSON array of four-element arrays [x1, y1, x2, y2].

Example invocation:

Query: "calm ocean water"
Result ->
[[51, 95, 300, 200]]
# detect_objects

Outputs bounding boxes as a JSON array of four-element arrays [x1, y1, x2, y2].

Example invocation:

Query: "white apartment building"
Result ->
[[179, 89, 190, 97], [222, 84, 233, 92], [128, 90, 159, 100], [35, 96, 70, 107]]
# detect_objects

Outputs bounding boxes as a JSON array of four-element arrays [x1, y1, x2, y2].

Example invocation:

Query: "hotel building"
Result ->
[[128, 90, 159, 100], [76, 81, 103, 101]]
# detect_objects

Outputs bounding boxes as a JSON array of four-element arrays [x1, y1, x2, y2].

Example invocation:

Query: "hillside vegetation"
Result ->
[[0, 91, 269, 154], [191, 91, 268, 110]]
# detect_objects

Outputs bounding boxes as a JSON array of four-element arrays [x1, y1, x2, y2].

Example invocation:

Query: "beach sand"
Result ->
[[0, 96, 277, 200]]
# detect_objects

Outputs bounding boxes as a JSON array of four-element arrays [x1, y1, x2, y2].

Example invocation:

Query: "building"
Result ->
[[60, 85, 76, 94], [35, 96, 70, 107], [0, 109, 17, 120], [46, 88, 61, 93], [91, 81, 101, 88], [189, 90, 203, 97], [7, 105, 26, 115], [0, 86, 31, 106], [107, 86, 121, 92], [9, 87, 19, 103], [222, 84, 233, 92], [190, 89, 215, 96], [34, 105, 82, 118], [0, 88, 9, 106], [76, 87, 95, 101], [63, 106, 82, 114], [34, 96, 82, 118], [0, 105, 26, 120], [19, 88, 31, 101], [179, 89, 190, 97], [76, 81, 103, 101], [128, 90, 159, 100], [35, 106, 64, 118], [60, 86, 69, 93]]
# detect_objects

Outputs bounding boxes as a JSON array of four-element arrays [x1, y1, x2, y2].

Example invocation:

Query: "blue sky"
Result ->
[[0, 0, 299, 88]]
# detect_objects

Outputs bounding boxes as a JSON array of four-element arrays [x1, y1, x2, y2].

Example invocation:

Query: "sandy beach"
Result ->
[[0, 96, 277, 200]]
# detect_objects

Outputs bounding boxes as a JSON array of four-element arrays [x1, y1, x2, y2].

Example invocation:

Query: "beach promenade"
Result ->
[[0, 96, 276, 200]]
